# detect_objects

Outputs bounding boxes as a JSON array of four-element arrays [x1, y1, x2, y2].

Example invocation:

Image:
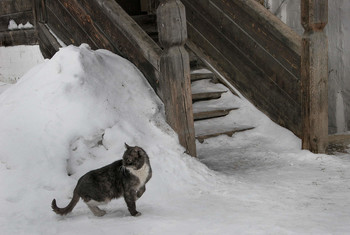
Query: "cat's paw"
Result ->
[[132, 212, 142, 217], [94, 210, 106, 217]]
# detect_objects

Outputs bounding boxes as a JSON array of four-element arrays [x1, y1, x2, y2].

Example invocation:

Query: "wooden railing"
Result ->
[[182, 0, 303, 138], [34, 0, 196, 156]]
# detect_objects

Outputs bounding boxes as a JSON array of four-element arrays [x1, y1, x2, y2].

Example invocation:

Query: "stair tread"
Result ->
[[195, 122, 254, 141], [191, 73, 214, 81], [193, 106, 238, 120], [193, 105, 239, 113], [192, 91, 226, 102]]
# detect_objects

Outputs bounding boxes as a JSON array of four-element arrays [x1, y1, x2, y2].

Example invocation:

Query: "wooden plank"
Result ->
[[301, 0, 328, 153], [46, 0, 98, 48], [192, 91, 226, 102], [46, 7, 73, 46], [191, 73, 214, 82], [77, 0, 161, 95], [0, 0, 32, 15], [0, 29, 37, 46], [0, 11, 34, 32], [195, 123, 254, 143], [78, 0, 161, 71], [224, 0, 302, 55], [157, 0, 196, 156], [37, 23, 60, 58], [203, 0, 301, 78], [185, 3, 300, 104], [327, 134, 350, 154], [183, 0, 300, 101], [57, 0, 115, 52], [193, 107, 238, 120], [187, 23, 302, 137]]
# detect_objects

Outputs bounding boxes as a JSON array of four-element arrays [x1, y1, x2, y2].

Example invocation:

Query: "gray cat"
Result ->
[[51, 143, 152, 217]]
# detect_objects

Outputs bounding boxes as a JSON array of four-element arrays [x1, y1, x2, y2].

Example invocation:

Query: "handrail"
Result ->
[[88, 0, 162, 71]]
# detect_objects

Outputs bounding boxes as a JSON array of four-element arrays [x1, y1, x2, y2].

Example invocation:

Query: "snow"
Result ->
[[0, 44, 350, 235], [0, 45, 44, 84], [8, 20, 34, 30]]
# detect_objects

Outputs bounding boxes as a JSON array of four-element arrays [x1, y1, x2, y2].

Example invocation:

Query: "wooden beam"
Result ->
[[157, 0, 196, 157], [301, 0, 328, 153], [77, 0, 161, 94], [0, 29, 37, 46], [37, 23, 61, 58], [0, 0, 32, 15]]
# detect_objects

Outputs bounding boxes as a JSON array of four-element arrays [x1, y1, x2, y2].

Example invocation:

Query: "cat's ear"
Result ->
[[125, 143, 131, 150]]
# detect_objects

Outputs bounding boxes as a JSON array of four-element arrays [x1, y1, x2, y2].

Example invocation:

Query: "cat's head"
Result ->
[[122, 143, 149, 170]]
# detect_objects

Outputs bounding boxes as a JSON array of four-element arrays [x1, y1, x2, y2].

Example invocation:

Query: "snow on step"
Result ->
[[191, 78, 228, 94], [195, 120, 254, 143]]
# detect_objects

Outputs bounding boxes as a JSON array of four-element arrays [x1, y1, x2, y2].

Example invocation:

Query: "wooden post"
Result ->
[[32, 0, 47, 24], [157, 0, 197, 157], [301, 0, 328, 153]]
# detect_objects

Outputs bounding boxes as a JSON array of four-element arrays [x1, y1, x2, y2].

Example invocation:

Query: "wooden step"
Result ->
[[192, 91, 226, 102], [191, 73, 215, 82], [195, 122, 254, 143], [193, 106, 238, 120]]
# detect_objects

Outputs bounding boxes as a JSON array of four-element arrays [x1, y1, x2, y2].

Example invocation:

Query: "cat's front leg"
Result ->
[[124, 198, 141, 216], [137, 185, 146, 198], [124, 191, 141, 216]]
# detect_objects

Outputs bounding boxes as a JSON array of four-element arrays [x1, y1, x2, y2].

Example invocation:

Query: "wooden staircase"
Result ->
[[134, 14, 254, 144]]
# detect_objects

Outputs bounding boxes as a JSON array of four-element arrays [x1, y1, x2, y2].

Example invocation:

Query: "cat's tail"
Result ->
[[51, 192, 80, 216]]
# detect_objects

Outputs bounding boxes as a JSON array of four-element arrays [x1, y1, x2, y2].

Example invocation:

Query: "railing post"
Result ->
[[157, 0, 196, 157], [301, 0, 328, 153]]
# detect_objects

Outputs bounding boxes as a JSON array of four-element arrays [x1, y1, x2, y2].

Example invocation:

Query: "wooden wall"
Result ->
[[0, 0, 37, 46], [182, 0, 303, 137]]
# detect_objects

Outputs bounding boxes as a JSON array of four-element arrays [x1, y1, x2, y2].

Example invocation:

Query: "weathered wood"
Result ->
[[45, 7, 73, 46], [148, 0, 160, 14], [301, 0, 328, 153], [37, 23, 61, 58], [193, 107, 238, 120], [195, 123, 254, 143], [186, 26, 302, 137], [192, 91, 226, 102], [46, 0, 98, 48], [183, 0, 302, 137], [77, 0, 161, 94], [209, 0, 301, 77], [327, 134, 350, 154], [183, 0, 300, 101], [0, 29, 37, 46], [32, 0, 47, 24], [190, 73, 214, 82], [157, 0, 196, 157], [0, 11, 34, 32], [0, 0, 32, 15], [57, 0, 116, 52], [78, 0, 161, 71]]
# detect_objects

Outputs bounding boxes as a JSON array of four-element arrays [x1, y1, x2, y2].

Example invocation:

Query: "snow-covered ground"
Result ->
[[0, 44, 349, 235]]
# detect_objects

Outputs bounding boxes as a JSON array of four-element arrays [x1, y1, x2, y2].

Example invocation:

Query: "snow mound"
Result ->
[[0, 45, 219, 234]]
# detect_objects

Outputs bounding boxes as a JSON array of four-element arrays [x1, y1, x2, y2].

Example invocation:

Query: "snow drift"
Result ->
[[0, 44, 349, 235]]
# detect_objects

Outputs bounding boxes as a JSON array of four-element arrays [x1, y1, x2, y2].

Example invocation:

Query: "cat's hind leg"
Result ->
[[85, 200, 107, 217]]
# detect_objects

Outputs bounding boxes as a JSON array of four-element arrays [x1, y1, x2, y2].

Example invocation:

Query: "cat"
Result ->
[[51, 143, 152, 217]]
